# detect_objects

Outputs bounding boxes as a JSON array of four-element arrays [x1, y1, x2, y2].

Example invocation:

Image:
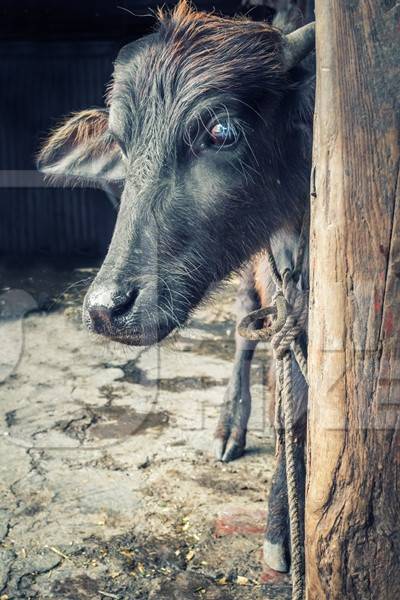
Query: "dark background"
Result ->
[[0, 1, 298, 257]]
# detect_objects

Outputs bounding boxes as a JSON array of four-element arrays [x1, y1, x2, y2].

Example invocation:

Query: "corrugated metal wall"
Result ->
[[0, 41, 120, 256]]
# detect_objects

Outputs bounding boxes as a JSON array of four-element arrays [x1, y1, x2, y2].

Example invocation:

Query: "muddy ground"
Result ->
[[0, 259, 290, 600]]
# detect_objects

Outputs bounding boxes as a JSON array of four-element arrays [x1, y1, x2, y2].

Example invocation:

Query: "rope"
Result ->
[[238, 212, 309, 600], [281, 352, 304, 600]]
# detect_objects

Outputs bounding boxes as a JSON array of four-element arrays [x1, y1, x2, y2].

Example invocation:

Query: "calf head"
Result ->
[[38, 1, 314, 345]]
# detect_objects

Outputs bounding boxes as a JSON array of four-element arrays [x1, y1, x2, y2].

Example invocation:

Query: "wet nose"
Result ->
[[87, 304, 113, 333], [84, 285, 139, 335]]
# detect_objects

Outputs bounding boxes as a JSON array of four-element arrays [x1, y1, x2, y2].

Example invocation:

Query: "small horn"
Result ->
[[282, 21, 315, 70]]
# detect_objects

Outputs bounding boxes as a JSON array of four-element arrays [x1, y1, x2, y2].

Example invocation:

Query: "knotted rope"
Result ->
[[238, 213, 309, 600]]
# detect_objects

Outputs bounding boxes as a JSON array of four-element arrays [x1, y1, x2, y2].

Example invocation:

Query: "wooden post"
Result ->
[[306, 2, 400, 598]]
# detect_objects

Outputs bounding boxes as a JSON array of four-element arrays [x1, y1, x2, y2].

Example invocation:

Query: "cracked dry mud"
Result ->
[[0, 260, 290, 600]]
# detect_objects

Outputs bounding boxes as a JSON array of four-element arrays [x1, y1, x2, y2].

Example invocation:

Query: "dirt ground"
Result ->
[[0, 259, 291, 600]]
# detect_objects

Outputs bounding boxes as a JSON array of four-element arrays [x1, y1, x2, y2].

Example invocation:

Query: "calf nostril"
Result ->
[[87, 289, 139, 335], [111, 288, 140, 317], [85, 287, 141, 334]]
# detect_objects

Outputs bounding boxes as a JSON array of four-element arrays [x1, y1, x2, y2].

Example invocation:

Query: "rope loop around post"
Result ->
[[237, 294, 288, 342]]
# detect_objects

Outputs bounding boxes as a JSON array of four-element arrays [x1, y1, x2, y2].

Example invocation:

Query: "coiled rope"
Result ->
[[238, 212, 309, 600]]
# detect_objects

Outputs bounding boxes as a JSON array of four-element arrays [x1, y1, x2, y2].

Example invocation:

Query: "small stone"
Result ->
[[137, 457, 151, 469], [186, 549, 195, 561]]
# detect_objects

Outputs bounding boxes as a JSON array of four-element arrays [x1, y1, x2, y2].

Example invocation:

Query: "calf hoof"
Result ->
[[213, 391, 250, 462], [214, 427, 246, 462], [213, 429, 246, 462], [263, 540, 289, 573]]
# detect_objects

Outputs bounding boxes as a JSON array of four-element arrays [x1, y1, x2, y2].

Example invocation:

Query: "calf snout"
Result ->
[[87, 305, 113, 334], [84, 284, 139, 336], [82, 272, 184, 345]]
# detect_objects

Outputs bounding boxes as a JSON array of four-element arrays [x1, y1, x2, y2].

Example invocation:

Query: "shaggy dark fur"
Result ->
[[38, 0, 314, 573]]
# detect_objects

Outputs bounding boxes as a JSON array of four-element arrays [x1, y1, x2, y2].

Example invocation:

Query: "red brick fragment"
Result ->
[[213, 509, 266, 537]]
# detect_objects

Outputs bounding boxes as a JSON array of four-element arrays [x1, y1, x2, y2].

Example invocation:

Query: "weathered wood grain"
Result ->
[[306, 1, 400, 598]]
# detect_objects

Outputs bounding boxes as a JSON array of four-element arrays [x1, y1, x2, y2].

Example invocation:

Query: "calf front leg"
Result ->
[[213, 266, 260, 462], [264, 433, 306, 572]]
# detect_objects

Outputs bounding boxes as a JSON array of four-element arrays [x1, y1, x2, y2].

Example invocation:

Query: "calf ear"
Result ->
[[37, 108, 125, 184]]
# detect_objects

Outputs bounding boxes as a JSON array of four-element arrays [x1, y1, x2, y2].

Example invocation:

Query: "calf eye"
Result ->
[[209, 121, 239, 148]]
